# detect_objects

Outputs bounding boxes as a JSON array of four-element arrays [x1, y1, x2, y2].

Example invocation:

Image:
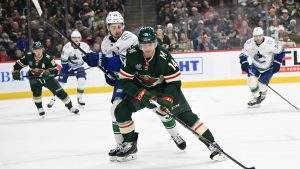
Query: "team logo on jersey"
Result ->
[[254, 52, 266, 63], [137, 74, 161, 87], [135, 64, 142, 70]]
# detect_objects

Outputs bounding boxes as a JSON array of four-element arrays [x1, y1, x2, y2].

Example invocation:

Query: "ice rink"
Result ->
[[1, 83, 300, 169]]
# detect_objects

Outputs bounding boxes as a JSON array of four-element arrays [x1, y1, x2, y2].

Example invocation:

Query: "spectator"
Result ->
[[269, 19, 285, 42], [203, 6, 221, 26], [278, 31, 296, 47], [199, 33, 213, 51], [156, 25, 171, 51], [286, 19, 299, 36], [0, 46, 8, 62], [79, 2, 94, 29], [239, 20, 252, 45], [6, 41, 17, 60], [44, 38, 57, 57], [280, 9, 291, 28], [190, 20, 211, 41], [188, 7, 202, 30], [16, 32, 29, 53], [177, 32, 193, 52], [217, 32, 231, 50]]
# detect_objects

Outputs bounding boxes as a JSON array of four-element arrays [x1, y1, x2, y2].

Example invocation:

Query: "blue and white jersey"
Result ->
[[241, 36, 283, 72], [101, 30, 138, 59], [61, 42, 91, 69]]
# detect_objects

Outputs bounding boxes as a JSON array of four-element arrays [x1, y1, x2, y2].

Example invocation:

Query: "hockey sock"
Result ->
[[56, 90, 72, 109], [118, 120, 135, 142], [156, 112, 178, 136], [112, 121, 124, 144], [33, 96, 43, 109]]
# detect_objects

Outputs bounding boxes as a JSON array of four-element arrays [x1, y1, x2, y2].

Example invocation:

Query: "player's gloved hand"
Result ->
[[239, 54, 249, 74], [12, 70, 21, 80], [105, 45, 119, 55], [160, 95, 174, 113], [272, 62, 281, 73], [40, 70, 51, 80], [135, 88, 155, 106], [84, 52, 103, 67]]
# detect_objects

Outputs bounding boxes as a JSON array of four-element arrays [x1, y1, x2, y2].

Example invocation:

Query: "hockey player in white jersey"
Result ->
[[86, 11, 186, 162], [239, 27, 285, 107], [47, 30, 92, 108]]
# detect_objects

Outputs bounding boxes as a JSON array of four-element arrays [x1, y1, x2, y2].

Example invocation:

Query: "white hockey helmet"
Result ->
[[253, 27, 264, 37], [106, 11, 124, 28], [71, 30, 82, 39]]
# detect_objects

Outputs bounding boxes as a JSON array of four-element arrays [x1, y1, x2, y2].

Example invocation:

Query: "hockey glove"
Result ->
[[39, 70, 51, 80], [84, 52, 103, 67], [272, 52, 284, 73], [12, 70, 21, 80], [239, 54, 249, 74], [160, 95, 174, 112], [135, 88, 155, 107]]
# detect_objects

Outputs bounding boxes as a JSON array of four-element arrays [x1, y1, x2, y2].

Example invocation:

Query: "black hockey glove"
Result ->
[[12, 70, 21, 80]]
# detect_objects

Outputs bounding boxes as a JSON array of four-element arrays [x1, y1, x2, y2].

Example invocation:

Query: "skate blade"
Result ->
[[211, 154, 227, 161], [116, 154, 137, 162], [109, 156, 118, 162], [248, 104, 261, 108]]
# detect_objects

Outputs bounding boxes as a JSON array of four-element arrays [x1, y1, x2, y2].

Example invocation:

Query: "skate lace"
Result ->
[[119, 142, 133, 153], [171, 135, 184, 144]]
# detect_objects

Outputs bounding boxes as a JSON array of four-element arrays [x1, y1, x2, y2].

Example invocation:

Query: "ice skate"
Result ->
[[116, 133, 138, 162], [69, 107, 79, 114], [259, 91, 267, 102], [248, 96, 261, 108], [38, 108, 45, 117], [77, 98, 85, 108], [208, 142, 227, 161], [171, 134, 186, 150], [47, 97, 56, 108], [108, 145, 121, 162]]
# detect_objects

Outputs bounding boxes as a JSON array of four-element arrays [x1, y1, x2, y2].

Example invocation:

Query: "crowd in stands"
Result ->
[[156, 0, 300, 52], [0, 0, 299, 62], [0, 0, 125, 62]]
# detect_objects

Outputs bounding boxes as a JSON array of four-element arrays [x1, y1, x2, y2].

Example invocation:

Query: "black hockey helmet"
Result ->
[[138, 27, 156, 44]]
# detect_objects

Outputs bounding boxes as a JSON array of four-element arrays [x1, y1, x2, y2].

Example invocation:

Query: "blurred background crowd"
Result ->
[[0, 0, 299, 62]]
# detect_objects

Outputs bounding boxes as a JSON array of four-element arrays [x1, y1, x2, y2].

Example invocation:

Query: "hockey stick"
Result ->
[[151, 101, 255, 169], [258, 79, 299, 111], [31, 0, 115, 80]]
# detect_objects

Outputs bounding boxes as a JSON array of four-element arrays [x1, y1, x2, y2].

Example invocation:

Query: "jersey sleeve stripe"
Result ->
[[119, 69, 135, 79], [16, 60, 27, 67], [164, 71, 181, 83]]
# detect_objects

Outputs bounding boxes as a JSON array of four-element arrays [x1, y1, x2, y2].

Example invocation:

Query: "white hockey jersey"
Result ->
[[61, 42, 91, 69], [101, 31, 138, 57], [241, 36, 283, 72]]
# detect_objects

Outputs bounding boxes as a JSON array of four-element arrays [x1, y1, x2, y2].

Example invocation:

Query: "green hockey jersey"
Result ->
[[13, 52, 58, 76], [119, 45, 181, 97]]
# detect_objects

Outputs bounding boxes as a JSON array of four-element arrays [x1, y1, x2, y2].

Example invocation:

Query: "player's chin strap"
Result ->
[[150, 101, 255, 169]]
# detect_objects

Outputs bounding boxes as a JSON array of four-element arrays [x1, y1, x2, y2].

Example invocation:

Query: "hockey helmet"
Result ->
[[106, 11, 124, 28], [32, 41, 44, 50], [253, 27, 264, 37], [138, 27, 157, 44], [71, 30, 82, 39]]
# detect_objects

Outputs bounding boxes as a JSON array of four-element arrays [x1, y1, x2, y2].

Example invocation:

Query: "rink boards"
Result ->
[[1, 47, 299, 99]]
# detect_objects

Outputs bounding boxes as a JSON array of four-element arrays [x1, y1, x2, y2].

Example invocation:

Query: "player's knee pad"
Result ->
[[111, 98, 122, 122], [258, 81, 267, 93], [247, 75, 258, 90], [77, 77, 85, 90]]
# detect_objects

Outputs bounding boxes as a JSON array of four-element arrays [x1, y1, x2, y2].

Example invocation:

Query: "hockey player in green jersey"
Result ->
[[114, 27, 227, 162], [12, 41, 79, 116]]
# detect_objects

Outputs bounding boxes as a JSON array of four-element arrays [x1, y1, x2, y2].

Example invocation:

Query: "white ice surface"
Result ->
[[1, 83, 300, 169]]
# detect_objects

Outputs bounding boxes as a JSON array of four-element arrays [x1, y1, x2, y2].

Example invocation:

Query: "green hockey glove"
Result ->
[[160, 95, 174, 112], [39, 70, 51, 80], [12, 70, 21, 80], [135, 88, 155, 106]]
